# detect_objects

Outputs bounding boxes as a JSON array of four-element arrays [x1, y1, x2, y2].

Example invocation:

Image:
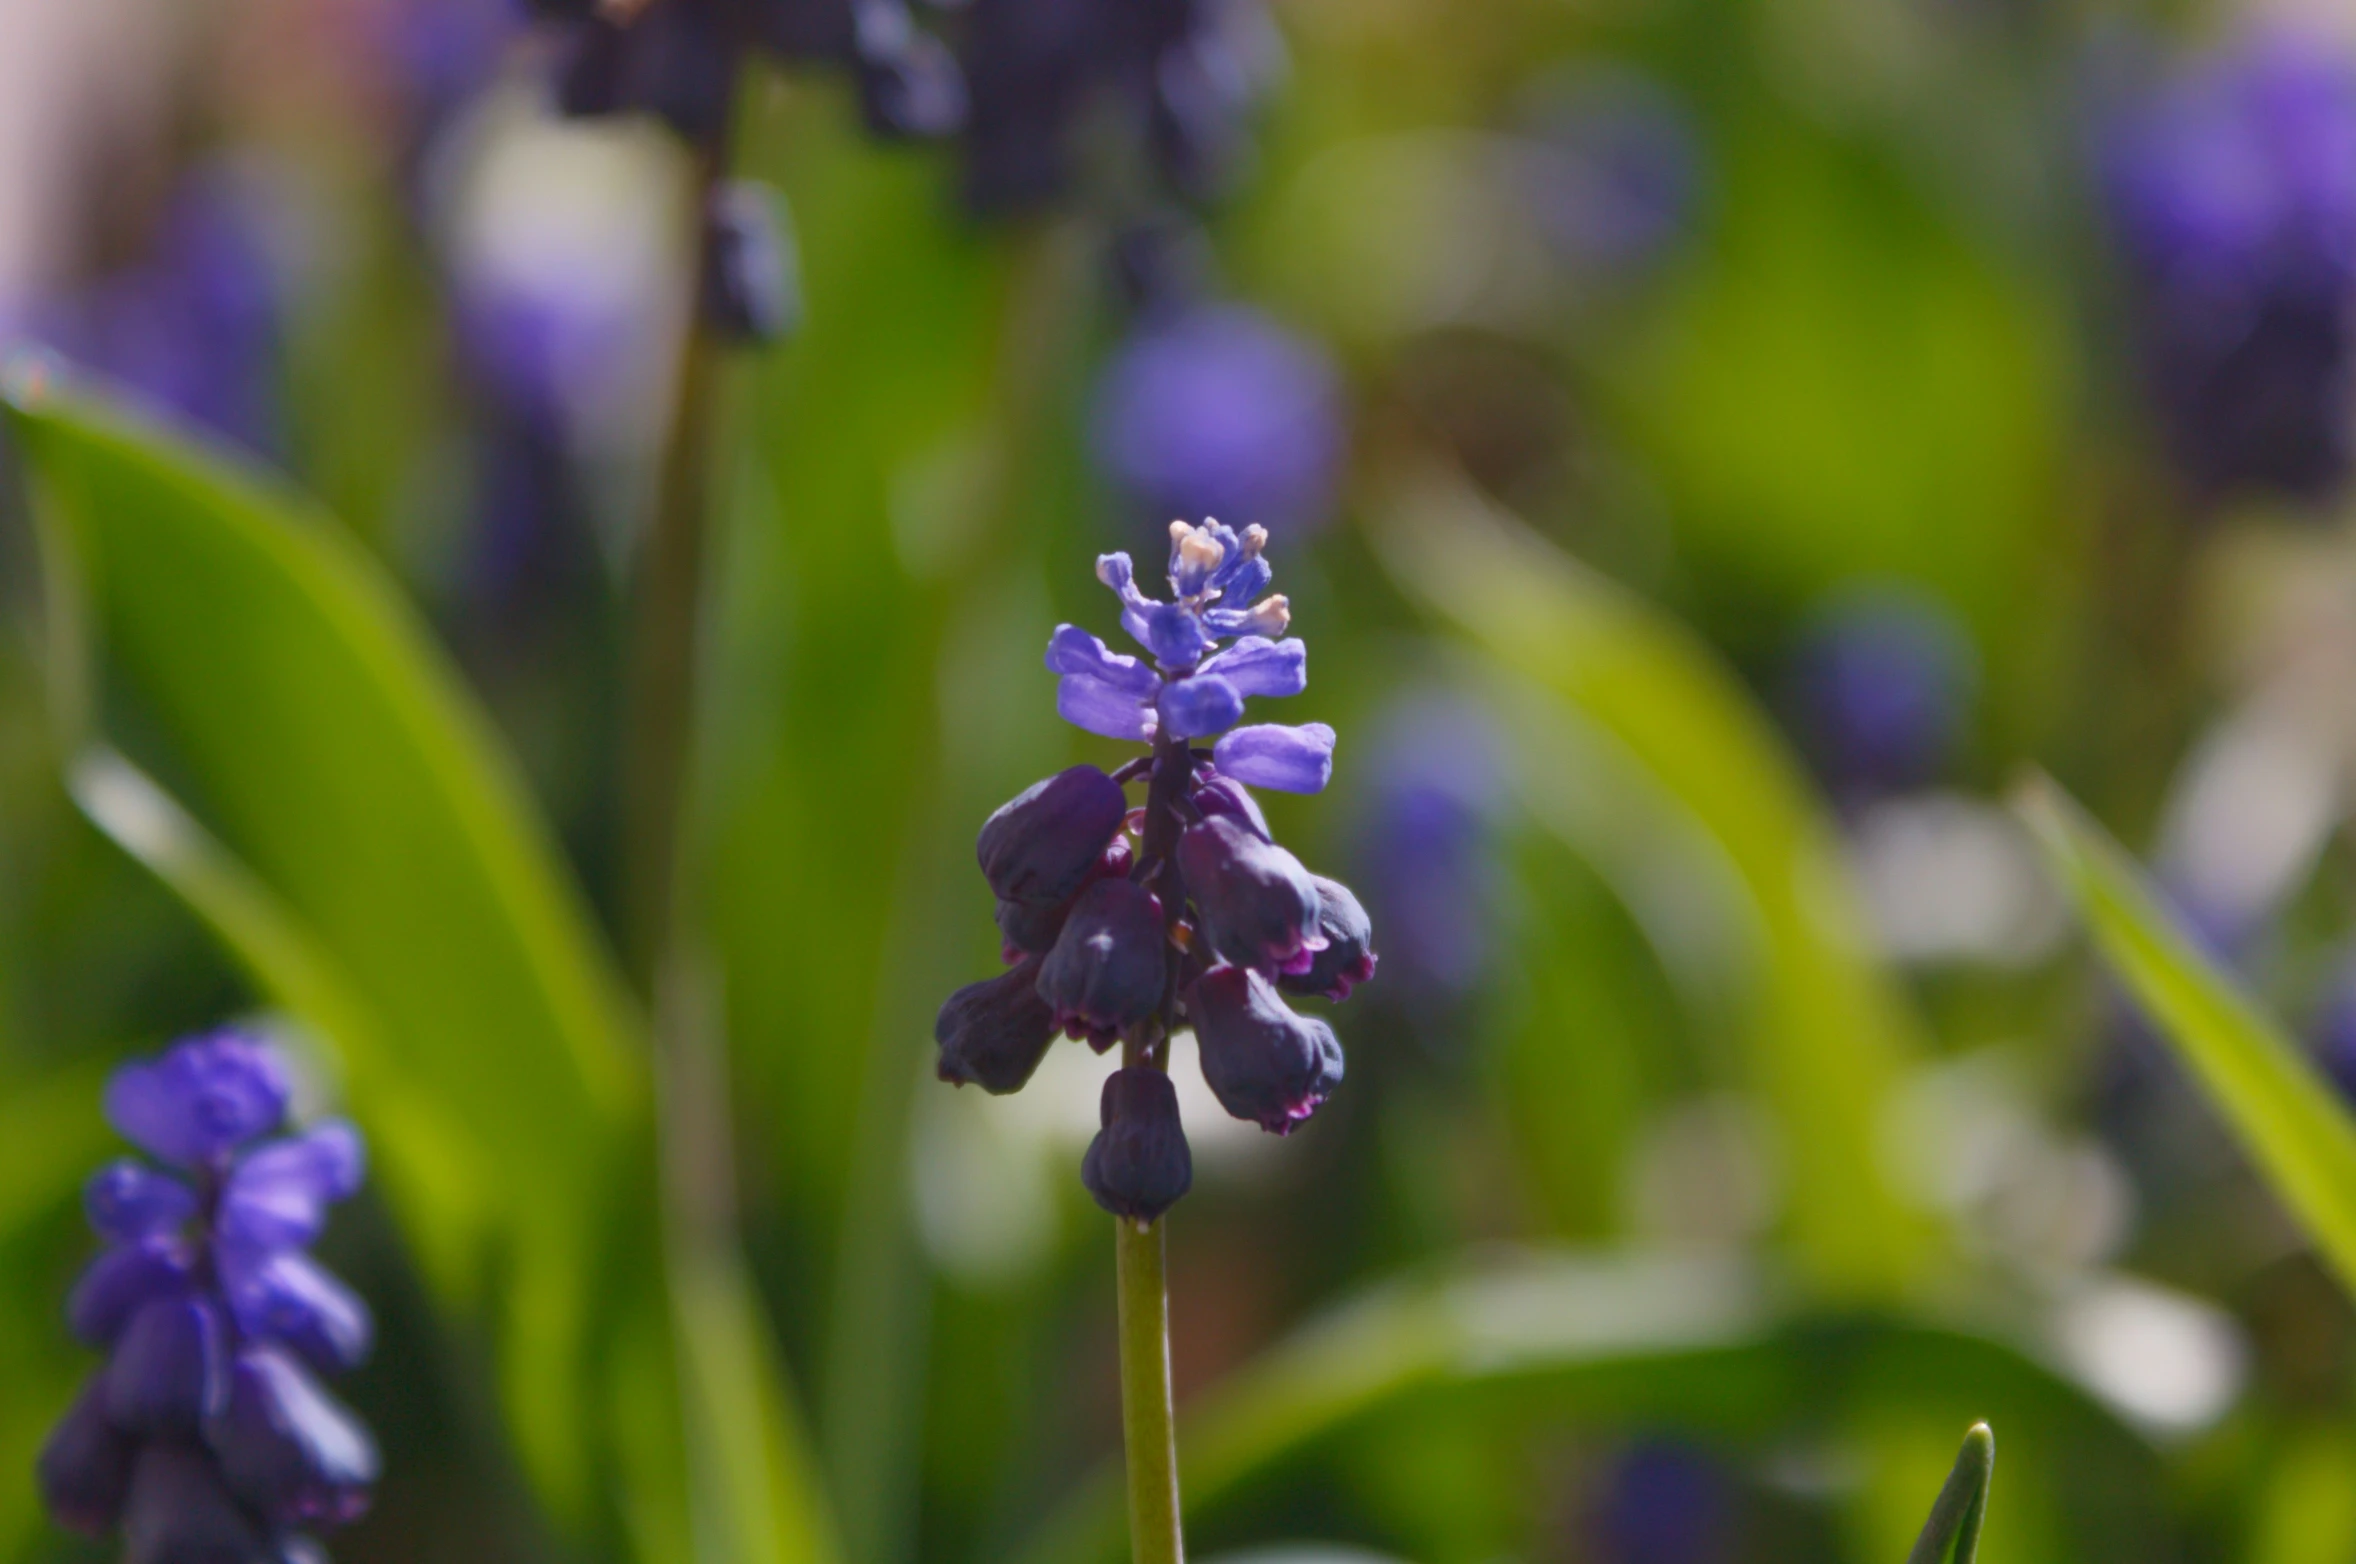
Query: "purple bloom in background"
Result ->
[[38, 1032, 378, 1561], [1519, 67, 1705, 279], [2099, 33, 2356, 503], [16, 162, 291, 456], [1590, 1441, 1736, 1564], [1781, 590, 1975, 811], [936, 523, 1371, 1217], [1356, 697, 1505, 1028], [2311, 947, 2356, 1103], [1094, 304, 1345, 537]]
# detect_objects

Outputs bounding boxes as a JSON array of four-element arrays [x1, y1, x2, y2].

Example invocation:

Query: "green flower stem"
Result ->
[[1114, 1195, 1185, 1564]]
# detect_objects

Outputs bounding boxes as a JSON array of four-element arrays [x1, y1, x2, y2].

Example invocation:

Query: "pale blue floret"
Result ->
[[1045, 522, 1333, 789]]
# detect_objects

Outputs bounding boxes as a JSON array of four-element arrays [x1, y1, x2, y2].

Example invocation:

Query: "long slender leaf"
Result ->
[[2016, 774, 2356, 1298], [1367, 462, 1933, 1299]]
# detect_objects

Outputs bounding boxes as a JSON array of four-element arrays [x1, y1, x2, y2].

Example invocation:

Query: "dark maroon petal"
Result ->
[[1276, 877, 1377, 1002], [1080, 1069, 1193, 1222], [936, 956, 1059, 1094], [1036, 879, 1167, 1048], [1176, 815, 1323, 973], [977, 766, 1131, 907], [1188, 964, 1344, 1133]]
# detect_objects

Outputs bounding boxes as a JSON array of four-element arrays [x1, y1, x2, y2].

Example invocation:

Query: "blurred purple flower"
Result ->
[[39, 1032, 376, 1560], [1591, 1441, 1736, 1564], [2311, 947, 2356, 1103], [1520, 67, 1705, 279], [1782, 590, 1976, 810], [1094, 304, 1345, 536], [17, 163, 290, 455], [2099, 32, 2356, 502], [1355, 697, 1505, 1023]]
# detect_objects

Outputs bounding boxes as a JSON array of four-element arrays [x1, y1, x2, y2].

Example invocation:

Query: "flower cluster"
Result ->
[[38, 1033, 378, 1563], [2099, 33, 2356, 504], [935, 522, 1375, 1223]]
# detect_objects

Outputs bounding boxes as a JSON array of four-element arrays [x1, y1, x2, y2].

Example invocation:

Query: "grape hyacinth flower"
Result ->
[[935, 520, 1373, 1222], [1781, 591, 1975, 812], [2098, 33, 2356, 504], [38, 1032, 378, 1563], [1518, 67, 1705, 281]]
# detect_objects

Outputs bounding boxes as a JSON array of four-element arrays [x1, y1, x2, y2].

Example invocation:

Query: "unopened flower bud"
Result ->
[[208, 1347, 378, 1528], [1277, 878, 1377, 1002], [1080, 1069, 1193, 1221], [1177, 815, 1325, 974], [1037, 879, 1167, 1049], [978, 766, 1130, 906], [935, 956, 1059, 1094], [994, 838, 1135, 960], [120, 1442, 270, 1564], [36, 1380, 134, 1536], [1192, 776, 1270, 841], [1188, 965, 1343, 1133]]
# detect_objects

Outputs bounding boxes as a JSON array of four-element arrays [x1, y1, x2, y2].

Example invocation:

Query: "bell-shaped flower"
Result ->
[[1188, 965, 1344, 1133], [105, 1296, 229, 1434], [935, 955, 1060, 1094], [219, 1249, 375, 1374], [1177, 815, 1325, 975], [1277, 878, 1378, 1002], [1037, 879, 1167, 1048], [36, 1380, 135, 1537], [208, 1347, 379, 1528], [977, 766, 1130, 906], [1081, 1068, 1193, 1221]]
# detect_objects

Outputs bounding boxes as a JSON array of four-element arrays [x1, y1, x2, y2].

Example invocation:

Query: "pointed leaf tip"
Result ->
[[1905, 1422, 1995, 1564]]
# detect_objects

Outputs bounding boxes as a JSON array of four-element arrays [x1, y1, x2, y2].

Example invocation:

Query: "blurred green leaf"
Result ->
[[4, 373, 833, 1562], [1368, 462, 1933, 1299], [2016, 775, 2356, 1299], [1906, 1424, 1994, 1564]]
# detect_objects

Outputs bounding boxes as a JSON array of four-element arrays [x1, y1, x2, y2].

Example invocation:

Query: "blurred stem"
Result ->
[[1114, 1204, 1184, 1564], [622, 149, 724, 995]]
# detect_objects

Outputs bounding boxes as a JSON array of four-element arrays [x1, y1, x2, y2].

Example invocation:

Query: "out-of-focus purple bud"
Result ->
[[216, 1124, 365, 1255], [69, 1242, 194, 1349], [1192, 776, 1270, 841], [1037, 879, 1168, 1047], [35, 1378, 135, 1537], [1159, 674, 1246, 738], [1519, 68, 1704, 279], [1210, 722, 1333, 795], [208, 1348, 379, 1528], [936, 956, 1061, 1094], [978, 766, 1131, 906], [701, 180, 801, 344], [2099, 33, 2356, 502], [1782, 590, 1974, 808], [1080, 1068, 1194, 1221], [218, 1250, 376, 1374], [85, 1162, 197, 1245], [1358, 698, 1503, 1017], [1187, 964, 1344, 1132], [1094, 304, 1344, 535], [104, 1032, 288, 1170], [1178, 815, 1325, 974], [1277, 878, 1377, 1002], [105, 1297, 228, 1434], [1592, 1440, 1734, 1564], [120, 1442, 269, 1564]]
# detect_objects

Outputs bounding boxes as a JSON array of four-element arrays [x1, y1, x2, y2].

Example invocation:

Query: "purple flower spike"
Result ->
[[41, 1031, 376, 1556], [1178, 816, 1327, 975], [1188, 965, 1345, 1133], [1212, 723, 1335, 794], [1081, 1069, 1194, 1222], [936, 956, 1061, 1094], [104, 1032, 288, 1168]]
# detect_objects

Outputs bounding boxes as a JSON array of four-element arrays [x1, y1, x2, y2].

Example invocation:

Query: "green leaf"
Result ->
[[1907, 1424, 1995, 1564], [1366, 463, 1933, 1299], [4, 370, 834, 1562], [2016, 775, 2356, 1299]]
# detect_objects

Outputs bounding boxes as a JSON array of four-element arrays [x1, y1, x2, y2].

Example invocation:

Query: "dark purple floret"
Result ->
[[1276, 877, 1377, 1002], [208, 1349, 379, 1528], [978, 766, 1132, 907], [1177, 814, 1325, 975], [936, 956, 1061, 1094], [1192, 775, 1270, 841], [1782, 590, 1974, 808], [1080, 1068, 1194, 1221], [37, 1380, 136, 1536], [700, 181, 801, 343], [1093, 304, 1344, 536], [1592, 1440, 1735, 1564], [1187, 964, 1343, 1132], [40, 1035, 374, 1559], [1038, 879, 1168, 1048]]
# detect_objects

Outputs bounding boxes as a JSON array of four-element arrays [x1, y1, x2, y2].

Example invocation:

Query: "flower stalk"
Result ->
[[1114, 1199, 1184, 1564]]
